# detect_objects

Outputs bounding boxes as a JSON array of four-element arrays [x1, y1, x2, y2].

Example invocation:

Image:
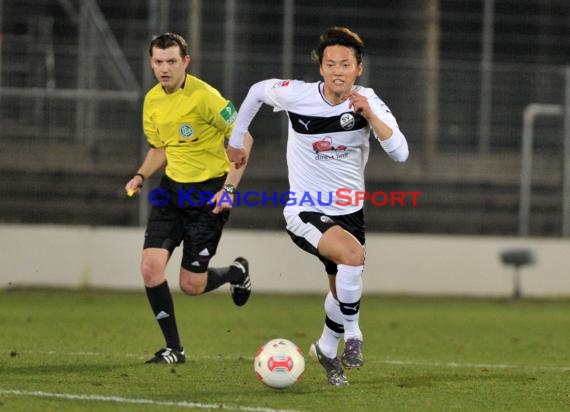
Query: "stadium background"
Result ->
[[0, 0, 569, 295]]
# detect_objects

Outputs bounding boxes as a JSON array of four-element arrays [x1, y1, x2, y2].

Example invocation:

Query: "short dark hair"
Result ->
[[312, 27, 365, 65], [149, 32, 188, 58]]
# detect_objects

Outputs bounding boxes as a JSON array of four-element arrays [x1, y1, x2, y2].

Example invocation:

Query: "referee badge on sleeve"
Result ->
[[220, 101, 237, 125]]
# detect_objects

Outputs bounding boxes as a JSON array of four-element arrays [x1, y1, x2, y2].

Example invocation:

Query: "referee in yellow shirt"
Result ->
[[125, 33, 253, 364]]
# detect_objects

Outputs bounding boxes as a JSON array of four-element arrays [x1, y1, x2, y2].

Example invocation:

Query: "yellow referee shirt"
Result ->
[[143, 74, 237, 183]]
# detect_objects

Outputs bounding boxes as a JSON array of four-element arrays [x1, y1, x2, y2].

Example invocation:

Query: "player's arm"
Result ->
[[227, 79, 282, 168], [374, 118, 408, 163], [349, 91, 409, 162], [212, 132, 254, 214], [124, 146, 166, 196], [197, 90, 255, 212], [126, 96, 168, 196], [224, 131, 254, 188]]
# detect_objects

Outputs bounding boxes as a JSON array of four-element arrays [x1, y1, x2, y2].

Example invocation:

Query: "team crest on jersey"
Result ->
[[340, 113, 355, 130], [179, 124, 193, 138], [220, 102, 237, 124]]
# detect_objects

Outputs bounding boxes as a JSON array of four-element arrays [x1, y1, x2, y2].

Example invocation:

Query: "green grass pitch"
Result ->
[[0, 289, 569, 411]]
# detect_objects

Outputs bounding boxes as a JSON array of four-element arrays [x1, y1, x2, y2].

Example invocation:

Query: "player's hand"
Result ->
[[226, 146, 247, 169], [125, 175, 143, 197], [211, 189, 234, 214], [348, 92, 372, 118]]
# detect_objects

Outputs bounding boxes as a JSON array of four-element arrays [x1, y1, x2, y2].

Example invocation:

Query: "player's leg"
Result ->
[[285, 209, 365, 348], [143, 249, 185, 364], [178, 204, 251, 305], [318, 226, 364, 340], [285, 209, 348, 385], [314, 270, 344, 357], [178, 260, 248, 297], [141, 177, 187, 364], [142, 248, 178, 348], [310, 286, 348, 385], [318, 215, 365, 368]]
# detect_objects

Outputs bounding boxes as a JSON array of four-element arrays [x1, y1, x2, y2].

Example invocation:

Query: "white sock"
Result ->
[[317, 292, 343, 358], [336, 264, 363, 340]]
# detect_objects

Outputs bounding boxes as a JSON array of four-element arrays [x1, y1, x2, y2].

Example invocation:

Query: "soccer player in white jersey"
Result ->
[[228, 27, 409, 385]]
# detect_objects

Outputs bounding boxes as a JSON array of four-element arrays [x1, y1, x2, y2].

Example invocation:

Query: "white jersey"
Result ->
[[230, 79, 408, 215]]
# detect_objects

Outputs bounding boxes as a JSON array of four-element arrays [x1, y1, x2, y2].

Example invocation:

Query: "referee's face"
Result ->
[[150, 45, 191, 94], [320, 45, 363, 105]]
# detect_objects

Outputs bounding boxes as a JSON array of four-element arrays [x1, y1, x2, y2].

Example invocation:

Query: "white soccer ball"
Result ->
[[254, 338, 305, 389]]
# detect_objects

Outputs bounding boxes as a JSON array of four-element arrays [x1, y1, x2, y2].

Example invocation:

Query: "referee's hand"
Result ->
[[212, 190, 234, 214], [125, 175, 143, 197]]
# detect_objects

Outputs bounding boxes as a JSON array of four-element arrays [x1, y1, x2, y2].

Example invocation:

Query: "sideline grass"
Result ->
[[0, 289, 569, 411]]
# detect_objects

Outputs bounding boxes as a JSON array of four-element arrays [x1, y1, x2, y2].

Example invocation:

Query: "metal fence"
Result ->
[[0, 0, 569, 236]]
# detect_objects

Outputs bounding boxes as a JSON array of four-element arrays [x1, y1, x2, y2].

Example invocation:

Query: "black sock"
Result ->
[[204, 265, 244, 292], [145, 280, 182, 351]]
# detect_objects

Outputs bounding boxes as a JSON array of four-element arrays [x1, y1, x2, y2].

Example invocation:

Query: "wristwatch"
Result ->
[[223, 184, 237, 194]]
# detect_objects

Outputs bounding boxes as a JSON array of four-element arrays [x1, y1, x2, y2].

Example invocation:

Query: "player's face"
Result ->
[[319, 45, 363, 104], [150, 46, 190, 93]]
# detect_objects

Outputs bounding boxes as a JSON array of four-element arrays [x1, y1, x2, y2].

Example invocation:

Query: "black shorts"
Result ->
[[143, 175, 229, 272], [286, 209, 365, 275]]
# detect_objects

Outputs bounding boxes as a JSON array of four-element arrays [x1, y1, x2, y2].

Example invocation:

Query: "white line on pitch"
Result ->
[[0, 389, 300, 412]]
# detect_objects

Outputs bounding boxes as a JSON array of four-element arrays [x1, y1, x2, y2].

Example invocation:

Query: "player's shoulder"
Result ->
[[145, 82, 164, 101], [265, 80, 318, 108], [143, 83, 167, 112], [352, 84, 379, 99], [354, 85, 391, 111], [265, 79, 315, 94], [186, 75, 223, 98]]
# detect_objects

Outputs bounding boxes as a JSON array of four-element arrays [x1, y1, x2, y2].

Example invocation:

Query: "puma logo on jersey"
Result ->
[[298, 118, 311, 131]]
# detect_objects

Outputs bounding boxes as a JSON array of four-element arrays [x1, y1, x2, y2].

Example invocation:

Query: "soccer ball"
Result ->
[[254, 338, 305, 389]]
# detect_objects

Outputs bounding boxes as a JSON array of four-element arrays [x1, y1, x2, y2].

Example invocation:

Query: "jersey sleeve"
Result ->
[[260, 79, 300, 112], [142, 95, 164, 148], [228, 79, 298, 148], [367, 92, 400, 132], [367, 90, 409, 162], [197, 89, 237, 139]]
